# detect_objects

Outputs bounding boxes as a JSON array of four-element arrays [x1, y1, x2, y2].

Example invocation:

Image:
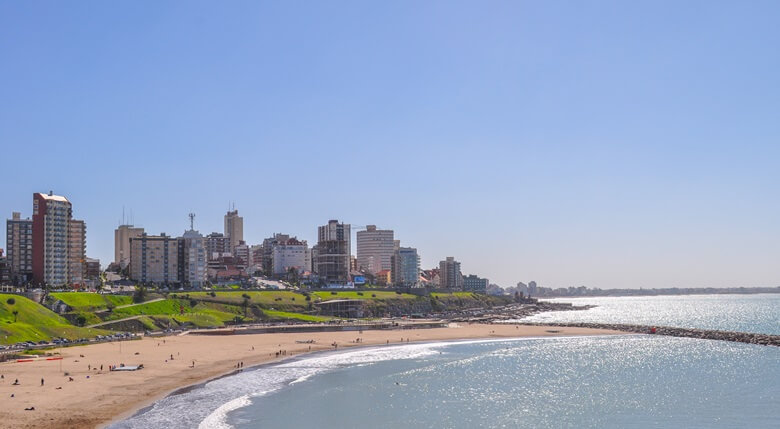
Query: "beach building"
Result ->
[[114, 224, 144, 269], [129, 233, 179, 286], [439, 257, 463, 290], [356, 225, 394, 274], [32, 192, 72, 286], [5, 212, 33, 284]]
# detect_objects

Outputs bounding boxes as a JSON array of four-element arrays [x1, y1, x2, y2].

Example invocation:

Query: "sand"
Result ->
[[0, 323, 624, 428]]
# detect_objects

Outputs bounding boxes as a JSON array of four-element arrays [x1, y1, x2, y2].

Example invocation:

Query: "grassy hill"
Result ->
[[50, 292, 132, 311], [0, 294, 109, 345]]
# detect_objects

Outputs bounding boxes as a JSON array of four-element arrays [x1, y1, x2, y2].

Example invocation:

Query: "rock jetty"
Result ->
[[514, 322, 780, 347]]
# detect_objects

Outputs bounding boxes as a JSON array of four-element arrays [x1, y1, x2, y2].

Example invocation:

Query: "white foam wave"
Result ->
[[198, 394, 252, 429]]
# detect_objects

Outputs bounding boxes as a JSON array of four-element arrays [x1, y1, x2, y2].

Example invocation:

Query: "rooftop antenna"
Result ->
[[189, 212, 195, 230]]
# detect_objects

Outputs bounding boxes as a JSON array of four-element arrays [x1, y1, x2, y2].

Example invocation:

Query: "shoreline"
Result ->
[[0, 324, 624, 429]]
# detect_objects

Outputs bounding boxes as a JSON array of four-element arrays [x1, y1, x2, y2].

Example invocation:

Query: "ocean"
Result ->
[[111, 294, 780, 429], [519, 293, 780, 335]]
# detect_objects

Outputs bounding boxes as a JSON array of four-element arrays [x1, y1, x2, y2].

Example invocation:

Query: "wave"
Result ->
[[114, 337, 580, 429]]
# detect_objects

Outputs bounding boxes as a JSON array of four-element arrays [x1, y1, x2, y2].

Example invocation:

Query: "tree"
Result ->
[[287, 267, 300, 287], [12, 310, 19, 323], [242, 296, 250, 317], [133, 285, 147, 303], [76, 315, 87, 326]]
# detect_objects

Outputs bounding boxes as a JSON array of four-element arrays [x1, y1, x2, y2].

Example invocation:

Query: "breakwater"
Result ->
[[514, 322, 780, 346]]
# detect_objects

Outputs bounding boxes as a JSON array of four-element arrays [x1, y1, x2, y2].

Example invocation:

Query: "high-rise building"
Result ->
[[249, 244, 264, 274], [0, 249, 10, 284], [462, 274, 489, 293], [32, 192, 72, 286], [114, 225, 144, 269], [270, 237, 310, 277], [233, 241, 250, 268], [224, 209, 243, 251], [315, 220, 351, 285], [205, 232, 231, 260], [129, 233, 179, 286], [6, 212, 33, 285], [356, 225, 394, 274], [67, 219, 86, 287], [528, 281, 538, 297], [181, 228, 207, 288], [391, 247, 420, 287], [439, 257, 463, 290]]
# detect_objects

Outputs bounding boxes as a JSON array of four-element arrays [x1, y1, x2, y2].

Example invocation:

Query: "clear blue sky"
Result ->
[[1, 1, 778, 289]]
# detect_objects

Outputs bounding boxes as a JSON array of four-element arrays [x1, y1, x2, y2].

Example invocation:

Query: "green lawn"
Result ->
[[431, 292, 478, 298], [50, 292, 132, 311], [108, 299, 194, 319], [188, 291, 308, 307], [0, 293, 110, 344], [104, 299, 241, 329], [312, 291, 419, 300], [262, 310, 333, 322]]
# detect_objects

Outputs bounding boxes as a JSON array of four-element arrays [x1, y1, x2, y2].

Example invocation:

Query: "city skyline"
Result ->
[[2, 1, 779, 288]]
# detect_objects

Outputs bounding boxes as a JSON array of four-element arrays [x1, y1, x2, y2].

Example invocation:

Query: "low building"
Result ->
[[85, 258, 101, 280], [462, 274, 489, 293]]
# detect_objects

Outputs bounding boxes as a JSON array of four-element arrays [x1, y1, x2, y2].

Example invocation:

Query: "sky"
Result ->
[[1, 1, 779, 289]]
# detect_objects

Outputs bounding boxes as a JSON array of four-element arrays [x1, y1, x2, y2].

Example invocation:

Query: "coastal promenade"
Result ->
[[0, 323, 622, 429]]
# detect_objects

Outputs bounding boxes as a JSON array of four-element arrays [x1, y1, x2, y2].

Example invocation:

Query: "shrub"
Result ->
[[356, 292, 363, 296], [305, 296, 311, 301], [331, 291, 337, 295], [6, 298, 15, 305], [372, 294, 376, 298], [209, 292, 216, 297]]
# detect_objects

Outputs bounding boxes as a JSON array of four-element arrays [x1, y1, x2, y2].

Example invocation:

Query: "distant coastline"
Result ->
[[527, 286, 780, 299]]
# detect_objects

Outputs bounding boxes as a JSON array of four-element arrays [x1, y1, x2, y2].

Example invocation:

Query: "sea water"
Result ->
[[113, 336, 779, 429], [112, 294, 780, 428], [518, 293, 780, 335]]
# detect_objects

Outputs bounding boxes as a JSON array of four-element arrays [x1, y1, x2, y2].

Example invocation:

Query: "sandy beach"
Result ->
[[0, 323, 623, 428]]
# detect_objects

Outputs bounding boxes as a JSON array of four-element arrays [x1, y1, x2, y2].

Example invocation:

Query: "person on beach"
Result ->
[[13, 379, 19, 385], [40, 378, 44, 386]]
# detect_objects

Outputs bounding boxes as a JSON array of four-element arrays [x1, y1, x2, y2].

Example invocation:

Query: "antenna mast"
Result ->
[[189, 212, 195, 230]]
